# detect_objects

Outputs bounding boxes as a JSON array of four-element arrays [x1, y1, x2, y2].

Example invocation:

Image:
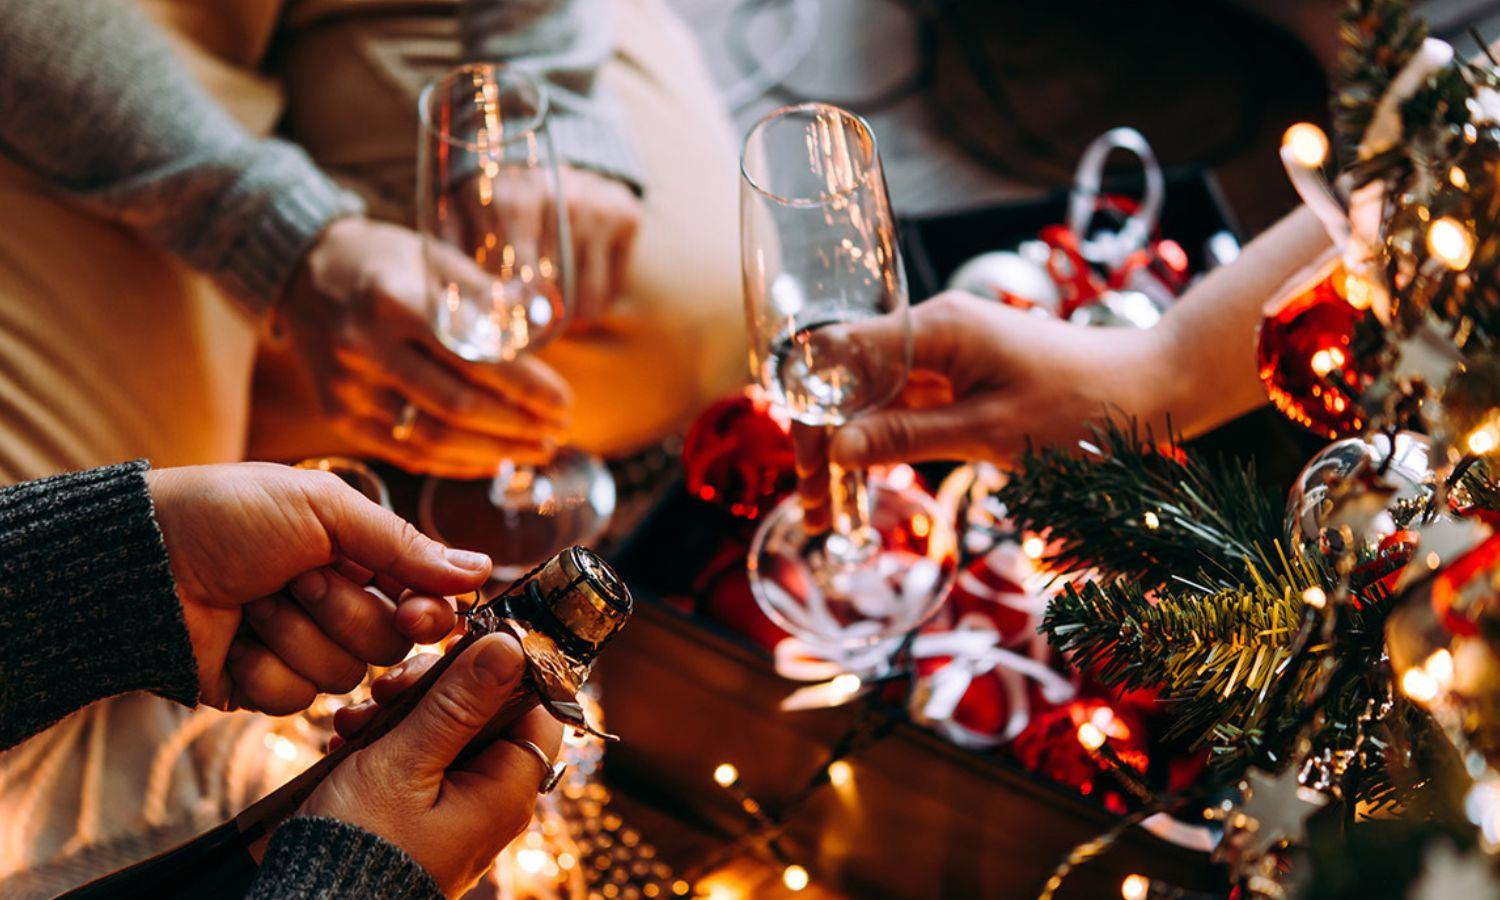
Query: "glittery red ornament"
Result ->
[[1010, 699, 1148, 814], [1256, 258, 1377, 439], [682, 391, 796, 520]]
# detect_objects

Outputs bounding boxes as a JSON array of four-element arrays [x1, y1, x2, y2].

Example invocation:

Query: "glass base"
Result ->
[[748, 476, 957, 653], [419, 447, 617, 581]]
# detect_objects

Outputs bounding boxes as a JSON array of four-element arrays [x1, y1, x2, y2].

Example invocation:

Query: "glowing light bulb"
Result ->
[[713, 763, 739, 788], [1451, 166, 1470, 190], [828, 760, 854, 787], [1142, 511, 1160, 530], [831, 673, 863, 698], [1470, 424, 1500, 456], [1401, 667, 1439, 703], [1077, 722, 1107, 751], [1121, 874, 1151, 900], [272, 737, 297, 761], [782, 865, 810, 892], [1282, 123, 1329, 168], [1022, 535, 1047, 559], [1301, 587, 1327, 609], [1428, 217, 1476, 270]]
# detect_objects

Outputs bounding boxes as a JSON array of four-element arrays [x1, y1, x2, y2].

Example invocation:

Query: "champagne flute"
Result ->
[[415, 64, 615, 580], [741, 103, 956, 665]]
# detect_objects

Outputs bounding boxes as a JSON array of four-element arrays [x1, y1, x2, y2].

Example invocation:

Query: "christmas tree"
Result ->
[[1018, 2, 1500, 895]]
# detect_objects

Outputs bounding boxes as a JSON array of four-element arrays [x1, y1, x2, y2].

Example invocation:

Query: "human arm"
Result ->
[[0, 460, 485, 748], [826, 205, 1333, 469], [0, 0, 360, 314]]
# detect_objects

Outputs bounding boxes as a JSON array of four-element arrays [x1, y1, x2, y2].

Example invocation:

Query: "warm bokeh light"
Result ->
[[1282, 123, 1330, 168], [1424, 648, 1454, 687], [1470, 424, 1500, 455], [1427, 216, 1476, 270], [1142, 511, 1160, 530], [713, 762, 740, 788], [515, 848, 548, 875], [1121, 873, 1151, 900], [831, 673, 863, 698], [828, 760, 854, 788], [1401, 667, 1439, 704], [783, 865, 811, 892], [1301, 587, 1327, 609], [1308, 346, 1346, 377], [1022, 535, 1047, 559], [1077, 722, 1107, 751]]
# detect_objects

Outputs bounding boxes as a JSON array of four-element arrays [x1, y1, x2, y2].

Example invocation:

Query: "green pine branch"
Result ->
[[1333, 0, 1429, 167], [995, 420, 1282, 591]]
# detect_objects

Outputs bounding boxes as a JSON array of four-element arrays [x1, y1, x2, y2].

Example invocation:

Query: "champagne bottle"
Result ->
[[64, 546, 632, 899]]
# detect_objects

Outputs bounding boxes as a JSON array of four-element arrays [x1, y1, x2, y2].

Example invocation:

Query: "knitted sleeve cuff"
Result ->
[[205, 140, 366, 318], [548, 107, 647, 197], [250, 817, 444, 900], [0, 461, 199, 750]]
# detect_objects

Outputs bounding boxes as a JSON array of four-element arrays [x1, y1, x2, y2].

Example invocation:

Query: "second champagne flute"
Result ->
[[415, 64, 615, 580], [741, 103, 956, 666]]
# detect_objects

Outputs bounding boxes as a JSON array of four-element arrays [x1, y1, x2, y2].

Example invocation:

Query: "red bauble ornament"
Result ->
[[682, 391, 796, 520], [1256, 257, 1377, 439], [949, 543, 1047, 647]]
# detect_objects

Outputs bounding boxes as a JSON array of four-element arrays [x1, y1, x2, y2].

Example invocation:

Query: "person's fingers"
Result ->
[[226, 637, 319, 716], [607, 218, 637, 314], [831, 400, 998, 468], [337, 344, 569, 443], [443, 353, 573, 426], [287, 568, 412, 667], [445, 706, 565, 841], [334, 384, 557, 471], [572, 217, 611, 325], [370, 652, 441, 706], [329, 652, 443, 744], [374, 634, 526, 781], [244, 595, 368, 693], [791, 423, 831, 534], [392, 592, 459, 645], [305, 474, 493, 595]]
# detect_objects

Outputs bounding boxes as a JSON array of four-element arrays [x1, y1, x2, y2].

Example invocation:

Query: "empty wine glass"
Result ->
[[740, 103, 956, 666], [415, 64, 615, 580]]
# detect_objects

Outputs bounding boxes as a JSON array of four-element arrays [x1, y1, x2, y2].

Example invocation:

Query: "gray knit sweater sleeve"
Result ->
[[0, 0, 364, 315], [250, 817, 444, 900], [0, 461, 199, 750], [463, 0, 646, 194]]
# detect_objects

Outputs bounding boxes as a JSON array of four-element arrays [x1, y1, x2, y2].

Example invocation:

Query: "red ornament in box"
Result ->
[[1010, 699, 1149, 815], [682, 390, 796, 520], [948, 542, 1049, 647], [1256, 255, 1378, 439]]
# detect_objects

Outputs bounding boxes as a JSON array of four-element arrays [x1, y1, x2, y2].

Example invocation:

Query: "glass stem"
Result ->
[[824, 426, 879, 566]]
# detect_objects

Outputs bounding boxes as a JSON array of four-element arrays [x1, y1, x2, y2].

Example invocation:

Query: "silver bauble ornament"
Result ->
[[1285, 431, 1437, 567], [947, 250, 1061, 315]]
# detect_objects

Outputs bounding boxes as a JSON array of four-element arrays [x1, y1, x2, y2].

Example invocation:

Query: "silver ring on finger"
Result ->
[[507, 738, 567, 794], [392, 401, 419, 442]]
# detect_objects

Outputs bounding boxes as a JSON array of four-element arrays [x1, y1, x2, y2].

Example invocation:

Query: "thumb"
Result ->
[[380, 634, 526, 778], [831, 405, 980, 467], [312, 474, 492, 593]]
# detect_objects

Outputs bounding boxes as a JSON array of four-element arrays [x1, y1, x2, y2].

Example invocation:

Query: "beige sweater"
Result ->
[[0, 0, 641, 314]]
